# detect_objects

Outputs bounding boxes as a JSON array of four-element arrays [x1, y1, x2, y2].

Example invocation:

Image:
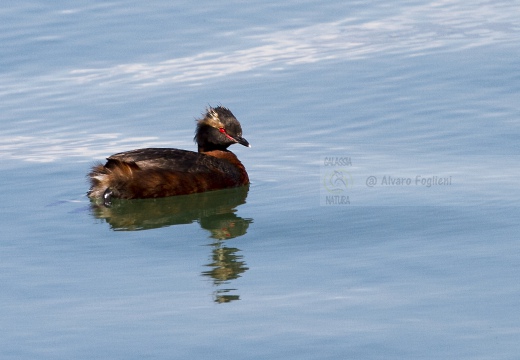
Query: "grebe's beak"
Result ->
[[235, 136, 250, 148], [219, 127, 251, 147]]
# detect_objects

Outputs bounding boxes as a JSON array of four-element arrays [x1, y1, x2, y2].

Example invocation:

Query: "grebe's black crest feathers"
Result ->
[[195, 106, 249, 152]]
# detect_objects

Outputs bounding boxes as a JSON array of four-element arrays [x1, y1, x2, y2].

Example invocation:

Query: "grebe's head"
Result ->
[[195, 106, 250, 152]]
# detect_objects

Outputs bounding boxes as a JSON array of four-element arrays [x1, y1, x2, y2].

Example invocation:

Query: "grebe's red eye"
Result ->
[[219, 127, 237, 142]]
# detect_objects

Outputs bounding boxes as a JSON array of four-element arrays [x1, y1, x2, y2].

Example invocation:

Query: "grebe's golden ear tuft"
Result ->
[[197, 106, 225, 129], [208, 107, 219, 121]]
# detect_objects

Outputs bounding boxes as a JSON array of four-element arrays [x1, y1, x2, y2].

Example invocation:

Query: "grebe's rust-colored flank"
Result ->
[[88, 106, 250, 204]]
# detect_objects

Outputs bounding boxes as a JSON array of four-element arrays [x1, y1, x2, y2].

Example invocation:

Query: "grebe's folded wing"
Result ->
[[106, 148, 237, 174], [107, 148, 195, 162]]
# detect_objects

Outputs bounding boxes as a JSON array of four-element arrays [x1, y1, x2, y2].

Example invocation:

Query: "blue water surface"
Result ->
[[1, 1, 519, 359]]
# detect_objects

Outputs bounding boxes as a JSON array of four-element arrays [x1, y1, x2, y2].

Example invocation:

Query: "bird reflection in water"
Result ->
[[201, 212, 250, 303], [89, 185, 252, 303]]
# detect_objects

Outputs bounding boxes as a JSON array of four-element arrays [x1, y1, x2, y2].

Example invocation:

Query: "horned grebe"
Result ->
[[88, 106, 250, 205]]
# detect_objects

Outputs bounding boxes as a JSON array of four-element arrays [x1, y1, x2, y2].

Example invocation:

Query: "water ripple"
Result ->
[[0, 134, 179, 163], [64, 1, 519, 87]]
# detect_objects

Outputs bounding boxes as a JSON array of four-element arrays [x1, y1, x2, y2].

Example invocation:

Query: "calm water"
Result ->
[[1, 1, 520, 359]]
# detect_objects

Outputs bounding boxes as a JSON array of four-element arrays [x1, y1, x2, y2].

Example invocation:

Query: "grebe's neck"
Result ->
[[202, 150, 249, 185], [197, 144, 230, 153]]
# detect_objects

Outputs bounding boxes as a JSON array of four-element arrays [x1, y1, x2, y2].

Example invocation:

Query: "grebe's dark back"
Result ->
[[88, 106, 250, 204]]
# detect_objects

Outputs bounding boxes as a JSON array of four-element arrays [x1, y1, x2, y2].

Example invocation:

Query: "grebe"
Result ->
[[88, 106, 250, 205]]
